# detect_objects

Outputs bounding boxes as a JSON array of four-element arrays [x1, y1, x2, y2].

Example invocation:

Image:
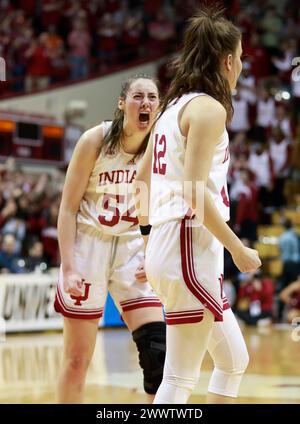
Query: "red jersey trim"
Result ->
[[223, 296, 230, 311]]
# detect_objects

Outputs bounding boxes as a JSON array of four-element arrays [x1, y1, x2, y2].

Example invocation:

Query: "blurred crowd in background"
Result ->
[[1, 0, 197, 93], [0, 159, 63, 273], [1, 0, 300, 324]]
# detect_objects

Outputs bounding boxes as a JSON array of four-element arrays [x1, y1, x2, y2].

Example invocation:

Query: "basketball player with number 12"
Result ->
[[135, 6, 261, 404]]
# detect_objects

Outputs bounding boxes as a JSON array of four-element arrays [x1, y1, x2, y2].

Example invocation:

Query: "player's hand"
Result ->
[[231, 245, 261, 273], [135, 261, 148, 283], [63, 271, 84, 296]]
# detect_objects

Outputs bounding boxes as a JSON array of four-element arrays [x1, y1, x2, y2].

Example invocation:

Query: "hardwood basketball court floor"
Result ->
[[0, 324, 299, 404]]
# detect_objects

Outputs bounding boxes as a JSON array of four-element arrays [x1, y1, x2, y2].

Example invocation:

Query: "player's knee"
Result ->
[[220, 347, 249, 375], [239, 348, 249, 373], [164, 374, 198, 395], [132, 321, 166, 394], [209, 345, 249, 398], [66, 354, 91, 375], [231, 347, 249, 374]]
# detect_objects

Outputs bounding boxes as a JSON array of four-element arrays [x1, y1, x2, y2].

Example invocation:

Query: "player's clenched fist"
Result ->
[[231, 245, 261, 273], [63, 272, 84, 296]]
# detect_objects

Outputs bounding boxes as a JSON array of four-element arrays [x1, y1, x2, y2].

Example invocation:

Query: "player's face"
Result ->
[[224, 39, 243, 90], [119, 78, 159, 133]]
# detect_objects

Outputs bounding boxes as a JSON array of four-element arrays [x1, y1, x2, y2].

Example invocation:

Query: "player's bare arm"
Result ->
[[58, 124, 104, 295], [134, 132, 154, 245], [280, 280, 300, 303]]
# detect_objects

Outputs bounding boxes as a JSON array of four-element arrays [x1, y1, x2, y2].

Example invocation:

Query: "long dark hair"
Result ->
[[160, 5, 241, 123], [100, 74, 159, 160]]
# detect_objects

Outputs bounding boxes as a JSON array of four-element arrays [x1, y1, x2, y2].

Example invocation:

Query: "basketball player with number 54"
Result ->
[[54, 75, 166, 403]]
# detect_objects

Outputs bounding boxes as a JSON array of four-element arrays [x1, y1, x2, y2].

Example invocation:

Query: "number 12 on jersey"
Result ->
[[153, 134, 167, 175]]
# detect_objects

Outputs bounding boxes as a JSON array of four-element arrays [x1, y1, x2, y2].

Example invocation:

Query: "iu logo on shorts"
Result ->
[[70, 280, 91, 306]]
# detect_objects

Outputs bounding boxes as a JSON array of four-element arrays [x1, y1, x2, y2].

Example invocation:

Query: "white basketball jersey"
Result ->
[[77, 121, 140, 236], [149, 92, 230, 226]]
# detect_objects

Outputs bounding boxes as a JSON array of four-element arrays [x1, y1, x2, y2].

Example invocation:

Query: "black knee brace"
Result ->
[[132, 321, 166, 394]]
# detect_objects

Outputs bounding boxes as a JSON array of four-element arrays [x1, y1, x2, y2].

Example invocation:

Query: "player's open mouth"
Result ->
[[139, 112, 150, 124]]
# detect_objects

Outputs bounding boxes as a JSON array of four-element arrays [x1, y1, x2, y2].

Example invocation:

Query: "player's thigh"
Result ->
[[208, 308, 248, 368], [123, 306, 165, 332], [63, 317, 99, 360], [165, 309, 215, 374]]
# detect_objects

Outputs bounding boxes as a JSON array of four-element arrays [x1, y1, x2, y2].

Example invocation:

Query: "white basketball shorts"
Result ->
[[146, 219, 229, 325], [55, 227, 162, 320]]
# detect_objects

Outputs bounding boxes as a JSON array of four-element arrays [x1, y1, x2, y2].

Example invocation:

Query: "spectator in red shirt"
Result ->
[[10, 24, 33, 92], [97, 13, 119, 70], [41, 0, 62, 30], [279, 276, 300, 323], [105, 0, 121, 14], [236, 272, 274, 326], [68, 16, 91, 80], [147, 10, 175, 55], [18, 0, 36, 18], [121, 12, 144, 63], [234, 169, 259, 242], [244, 32, 270, 81], [25, 33, 51, 92], [235, 10, 255, 46], [143, 0, 163, 21]]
